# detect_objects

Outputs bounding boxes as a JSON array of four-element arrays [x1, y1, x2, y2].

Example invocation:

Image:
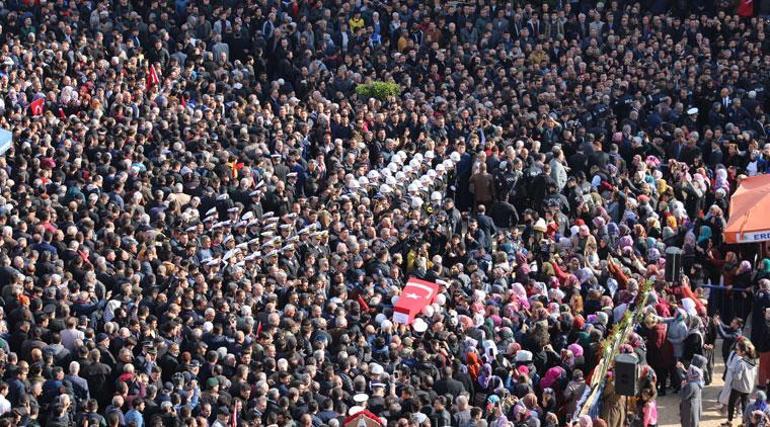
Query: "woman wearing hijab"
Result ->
[[691, 354, 711, 387], [567, 343, 586, 373], [641, 313, 676, 395], [757, 259, 770, 282], [705, 204, 728, 246], [743, 391, 770, 427], [683, 315, 705, 363], [477, 363, 493, 395], [600, 372, 626, 427], [752, 278, 770, 388], [680, 363, 704, 427], [718, 251, 741, 322], [733, 260, 754, 323], [564, 369, 587, 419], [664, 309, 689, 377], [539, 366, 565, 394]]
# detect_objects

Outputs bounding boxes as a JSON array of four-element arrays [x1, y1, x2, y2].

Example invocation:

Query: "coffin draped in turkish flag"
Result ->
[[393, 277, 439, 324], [344, 409, 382, 427]]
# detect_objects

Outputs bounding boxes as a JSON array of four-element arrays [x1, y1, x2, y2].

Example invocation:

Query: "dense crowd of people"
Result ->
[[0, 0, 769, 426]]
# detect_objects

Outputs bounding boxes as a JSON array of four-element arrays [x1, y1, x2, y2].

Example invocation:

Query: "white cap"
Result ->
[[369, 363, 384, 376], [412, 318, 428, 333], [515, 350, 533, 363], [375, 313, 387, 325]]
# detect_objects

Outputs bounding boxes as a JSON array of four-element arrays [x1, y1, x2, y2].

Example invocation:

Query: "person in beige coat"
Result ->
[[600, 374, 626, 427]]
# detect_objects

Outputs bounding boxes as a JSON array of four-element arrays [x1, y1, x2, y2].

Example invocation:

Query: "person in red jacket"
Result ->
[[641, 313, 677, 395]]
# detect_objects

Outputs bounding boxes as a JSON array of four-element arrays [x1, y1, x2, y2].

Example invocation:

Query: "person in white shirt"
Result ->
[[0, 382, 11, 416], [59, 317, 85, 352]]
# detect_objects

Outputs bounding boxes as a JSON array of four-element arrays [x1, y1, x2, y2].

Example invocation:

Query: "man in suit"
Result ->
[[65, 361, 90, 402], [527, 12, 542, 39], [475, 205, 497, 239], [718, 87, 732, 110]]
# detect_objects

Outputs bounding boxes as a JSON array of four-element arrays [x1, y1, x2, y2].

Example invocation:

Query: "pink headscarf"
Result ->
[[547, 302, 560, 315], [645, 155, 661, 168], [511, 282, 527, 299], [540, 366, 565, 389], [568, 343, 584, 358]]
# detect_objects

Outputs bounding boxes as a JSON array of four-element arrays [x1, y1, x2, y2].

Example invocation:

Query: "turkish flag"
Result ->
[[29, 98, 44, 116], [227, 160, 244, 178], [738, 0, 753, 17], [230, 405, 238, 427], [393, 277, 439, 324], [146, 64, 160, 91], [357, 294, 370, 312]]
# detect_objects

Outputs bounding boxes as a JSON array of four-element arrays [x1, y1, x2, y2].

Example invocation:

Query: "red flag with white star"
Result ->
[[29, 98, 44, 116], [393, 277, 439, 325]]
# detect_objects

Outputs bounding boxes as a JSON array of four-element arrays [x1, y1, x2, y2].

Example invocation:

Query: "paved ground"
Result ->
[[658, 349, 727, 427]]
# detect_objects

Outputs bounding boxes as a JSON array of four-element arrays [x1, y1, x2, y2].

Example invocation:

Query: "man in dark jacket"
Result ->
[[65, 361, 90, 402], [475, 205, 497, 238], [429, 396, 452, 427], [158, 343, 181, 383], [81, 350, 112, 407], [469, 163, 495, 211], [433, 367, 465, 397], [6, 366, 26, 407], [490, 199, 519, 229]]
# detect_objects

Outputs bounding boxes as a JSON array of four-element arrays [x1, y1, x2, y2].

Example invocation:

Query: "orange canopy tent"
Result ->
[[724, 174, 770, 244]]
